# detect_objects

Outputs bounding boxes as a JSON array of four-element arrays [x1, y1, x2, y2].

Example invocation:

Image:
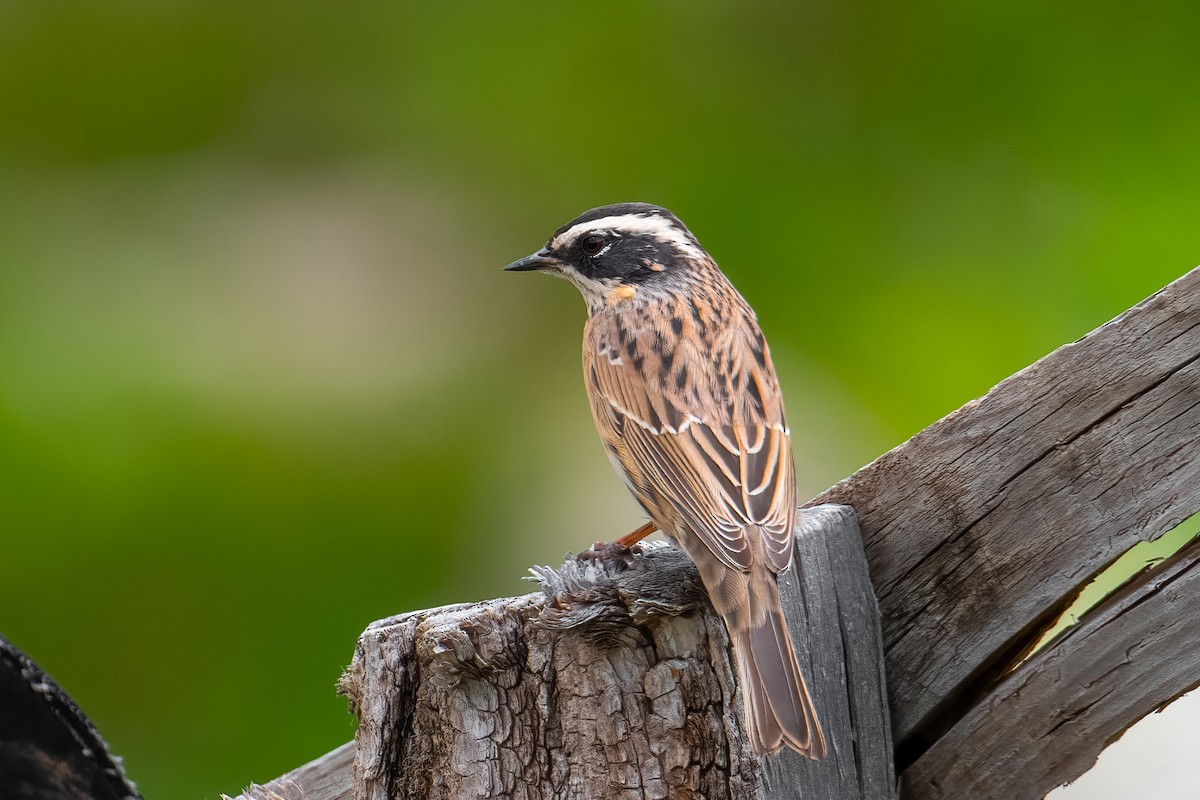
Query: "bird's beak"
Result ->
[[504, 248, 561, 272]]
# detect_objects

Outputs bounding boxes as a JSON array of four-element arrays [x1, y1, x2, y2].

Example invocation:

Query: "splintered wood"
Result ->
[[338, 506, 893, 800], [233, 267, 1200, 800]]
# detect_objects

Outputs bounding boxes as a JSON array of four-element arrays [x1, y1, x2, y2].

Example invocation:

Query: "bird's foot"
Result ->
[[577, 539, 643, 563], [577, 520, 658, 561]]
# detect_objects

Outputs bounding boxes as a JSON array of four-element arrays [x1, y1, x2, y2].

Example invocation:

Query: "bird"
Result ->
[[505, 202, 826, 758]]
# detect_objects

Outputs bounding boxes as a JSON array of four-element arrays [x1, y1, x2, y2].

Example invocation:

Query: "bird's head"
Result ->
[[505, 203, 709, 311]]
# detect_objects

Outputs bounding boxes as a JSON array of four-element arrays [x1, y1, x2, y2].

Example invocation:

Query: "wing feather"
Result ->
[[584, 300, 797, 573]]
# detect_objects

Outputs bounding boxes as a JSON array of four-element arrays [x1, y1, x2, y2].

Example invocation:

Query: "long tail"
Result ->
[[729, 571, 826, 757]]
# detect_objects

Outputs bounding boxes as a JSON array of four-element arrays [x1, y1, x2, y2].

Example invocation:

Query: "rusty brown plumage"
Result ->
[[506, 203, 826, 758]]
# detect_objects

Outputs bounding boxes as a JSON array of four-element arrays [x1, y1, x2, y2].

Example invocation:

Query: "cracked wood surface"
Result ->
[[817, 265, 1200, 777], [233, 267, 1200, 799], [901, 533, 1200, 798], [338, 506, 895, 800]]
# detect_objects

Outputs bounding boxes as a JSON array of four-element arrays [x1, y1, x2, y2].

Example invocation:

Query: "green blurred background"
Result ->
[[1, 2, 1197, 797]]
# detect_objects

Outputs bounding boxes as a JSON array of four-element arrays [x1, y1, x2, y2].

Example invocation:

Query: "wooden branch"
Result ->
[[229, 743, 354, 800], [901, 532, 1200, 798], [338, 505, 894, 800], [234, 267, 1200, 799], [818, 266, 1200, 774]]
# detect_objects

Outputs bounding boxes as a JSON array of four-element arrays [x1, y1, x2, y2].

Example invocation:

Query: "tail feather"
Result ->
[[729, 574, 826, 758], [746, 601, 825, 757], [734, 638, 784, 753], [685, 534, 826, 757]]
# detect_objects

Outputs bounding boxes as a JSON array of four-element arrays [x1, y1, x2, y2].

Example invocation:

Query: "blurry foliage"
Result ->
[[0, 1, 1197, 797]]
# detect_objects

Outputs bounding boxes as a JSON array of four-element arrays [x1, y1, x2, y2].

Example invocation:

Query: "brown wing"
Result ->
[[583, 296, 797, 573]]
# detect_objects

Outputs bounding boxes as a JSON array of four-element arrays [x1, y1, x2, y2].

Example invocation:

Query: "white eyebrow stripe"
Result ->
[[553, 214, 701, 256]]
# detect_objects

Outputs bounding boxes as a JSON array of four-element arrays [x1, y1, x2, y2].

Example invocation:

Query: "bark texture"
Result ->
[[234, 267, 1200, 800], [902, 533, 1200, 798], [338, 505, 894, 800], [817, 265, 1200, 776]]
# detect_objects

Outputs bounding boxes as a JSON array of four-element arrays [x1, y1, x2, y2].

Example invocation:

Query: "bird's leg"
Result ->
[[615, 520, 658, 547]]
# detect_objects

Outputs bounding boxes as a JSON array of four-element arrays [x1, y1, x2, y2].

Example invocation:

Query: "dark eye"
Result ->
[[581, 234, 606, 257]]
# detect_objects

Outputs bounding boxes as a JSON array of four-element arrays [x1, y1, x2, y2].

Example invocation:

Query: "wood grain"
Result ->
[[229, 742, 354, 800], [235, 267, 1200, 800], [818, 266, 1200, 760], [337, 505, 895, 800], [901, 533, 1200, 798]]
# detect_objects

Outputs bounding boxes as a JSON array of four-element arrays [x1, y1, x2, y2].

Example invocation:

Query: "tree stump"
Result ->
[[336, 504, 894, 800], [235, 266, 1200, 800]]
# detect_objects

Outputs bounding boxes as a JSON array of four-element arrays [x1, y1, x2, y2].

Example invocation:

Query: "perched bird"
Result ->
[[505, 203, 826, 758]]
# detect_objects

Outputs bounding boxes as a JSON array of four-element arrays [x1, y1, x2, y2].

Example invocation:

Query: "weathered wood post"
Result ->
[[338, 505, 894, 800], [233, 266, 1200, 800]]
